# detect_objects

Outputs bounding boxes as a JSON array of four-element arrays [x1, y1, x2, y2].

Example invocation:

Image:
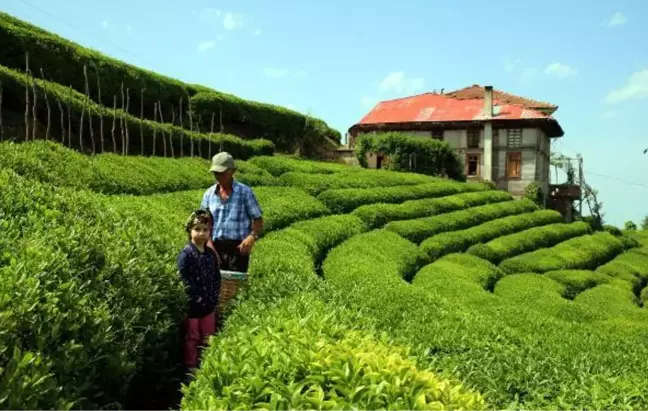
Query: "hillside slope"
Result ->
[[0, 11, 340, 155], [2, 141, 648, 410]]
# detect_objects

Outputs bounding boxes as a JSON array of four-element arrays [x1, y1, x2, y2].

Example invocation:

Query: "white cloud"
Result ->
[[545, 62, 577, 78], [377, 71, 425, 94], [602, 110, 618, 119], [101, 20, 109, 29], [263, 67, 307, 79], [605, 69, 648, 103], [254, 29, 262, 35], [197, 41, 216, 52], [606, 12, 627, 27], [361, 96, 379, 109], [223, 12, 243, 30]]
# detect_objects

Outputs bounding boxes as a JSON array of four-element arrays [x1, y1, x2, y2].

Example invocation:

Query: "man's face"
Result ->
[[214, 169, 234, 186]]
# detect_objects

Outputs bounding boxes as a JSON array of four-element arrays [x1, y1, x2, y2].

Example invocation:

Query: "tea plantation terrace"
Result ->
[[2, 141, 648, 410]]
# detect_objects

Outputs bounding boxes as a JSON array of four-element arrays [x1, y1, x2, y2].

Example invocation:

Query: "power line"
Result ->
[[17, 0, 137, 59], [584, 171, 648, 188]]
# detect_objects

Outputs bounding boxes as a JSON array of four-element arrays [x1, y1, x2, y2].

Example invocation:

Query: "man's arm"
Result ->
[[238, 188, 264, 255]]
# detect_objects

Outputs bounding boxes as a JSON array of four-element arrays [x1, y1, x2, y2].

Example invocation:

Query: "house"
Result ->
[[347, 84, 565, 199]]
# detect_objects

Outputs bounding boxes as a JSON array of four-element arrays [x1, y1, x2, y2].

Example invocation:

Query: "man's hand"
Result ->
[[237, 234, 256, 255]]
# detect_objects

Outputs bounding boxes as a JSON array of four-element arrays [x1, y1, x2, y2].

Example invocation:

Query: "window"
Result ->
[[465, 154, 481, 177], [507, 129, 522, 147], [431, 130, 443, 140], [467, 129, 480, 148], [506, 152, 522, 179]]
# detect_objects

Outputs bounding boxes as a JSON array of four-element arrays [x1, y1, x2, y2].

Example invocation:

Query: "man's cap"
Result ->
[[209, 152, 235, 173]]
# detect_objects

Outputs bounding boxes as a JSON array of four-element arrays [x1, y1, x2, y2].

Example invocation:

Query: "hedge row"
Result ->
[[0, 12, 341, 151], [277, 169, 434, 195], [248, 155, 362, 176], [413, 254, 504, 293], [466, 220, 592, 264], [573, 283, 642, 318], [544, 270, 612, 300], [318, 181, 488, 214], [386, 199, 539, 244], [499, 232, 627, 274], [594, 246, 648, 296], [0, 64, 274, 158], [180, 292, 485, 410], [352, 190, 512, 229], [190, 92, 341, 154], [354, 132, 466, 181], [0, 169, 187, 409], [421, 210, 565, 261], [0, 141, 279, 195]]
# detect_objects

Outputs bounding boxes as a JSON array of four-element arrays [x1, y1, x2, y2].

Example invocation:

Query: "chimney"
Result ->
[[484, 85, 493, 118]]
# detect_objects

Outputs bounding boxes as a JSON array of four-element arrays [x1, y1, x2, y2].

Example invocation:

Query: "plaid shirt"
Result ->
[[200, 181, 263, 241]]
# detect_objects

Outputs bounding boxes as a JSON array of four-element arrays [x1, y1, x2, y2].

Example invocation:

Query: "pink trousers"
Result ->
[[183, 311, 217, 369]]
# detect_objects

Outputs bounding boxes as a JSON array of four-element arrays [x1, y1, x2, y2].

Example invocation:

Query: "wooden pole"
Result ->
[[31, 69, 38, 141], [187, 92, 194, 157], [152, 102, 158, 156], [66, 86, 72, 147], [125, 88, 131, 155], [83, 65, 95, 154], [179, 96, 184, 156], [111, 95, 117, 152], [170, 105, 176, 157], [157, 101, 166, 157], [56, 97, 65, 145], [25, 52, 30, 141], [120, 83, 125, 154], [39, 69, 51, 141], [140, 88, 145, 155], [95, 64, 105, 152]]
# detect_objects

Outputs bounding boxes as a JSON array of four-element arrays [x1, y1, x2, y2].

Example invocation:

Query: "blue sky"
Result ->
[[2, 0, 648, 227]]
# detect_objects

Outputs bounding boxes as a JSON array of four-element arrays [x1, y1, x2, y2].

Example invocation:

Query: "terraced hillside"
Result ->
[[2, 140, 648, 410], [0, 11, 340, 156]]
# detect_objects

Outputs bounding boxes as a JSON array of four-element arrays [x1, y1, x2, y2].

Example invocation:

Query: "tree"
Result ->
[[641, 214, 648, 230], [625, 220, 638, 231]]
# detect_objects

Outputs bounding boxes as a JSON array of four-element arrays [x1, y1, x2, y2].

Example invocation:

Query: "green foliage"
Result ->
[[466, 220, 592, 264], [180, 294, 486, 411], [0, 12, 338, 151], [385, 199, 539, 244], [523, 181, 544, 206], [352, 190, 512, 229], [277, 169, 433, 195], [625, 220, 638, 231], [413, 254, 504, 293], [603, 224, 623, 236], [354, 132, 465, 181], [0, 64, 274, 158], [641, 215, 648, 230], [251, 187, 332, 232], [594, 247, 648, 295], [544, 270, 612, 299], [190, 92, 341, 154], [318, 181, 488, 214], [0, 141, 280, 195], [248, 155, 362, 176], [499, 232, 627, 274], [422, 210, 565, 261]]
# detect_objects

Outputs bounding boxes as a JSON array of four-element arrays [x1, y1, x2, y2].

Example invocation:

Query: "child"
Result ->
[[177, 209, 221, 371]]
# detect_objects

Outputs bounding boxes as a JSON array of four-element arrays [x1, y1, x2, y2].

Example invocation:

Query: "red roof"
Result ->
[[445, 85, 558, 111], [356, 93, 554, 125]]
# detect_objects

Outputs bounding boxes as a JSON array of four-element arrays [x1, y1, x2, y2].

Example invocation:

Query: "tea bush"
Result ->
[[386, 199, 538, 244], [499, 232, 627, 274], [0, 12, 339, 150], [248, 155, 359, 176], [543, 270, 612, 299], [352, 190, 512, 229], [0, 141, 280, 195], [413, 254, 504, 293], [466, 220, 592, 264], [594, 247, 648, 295], [421, 210, 565, 261], [0, 64, 274, 158], [318, 181, 488, 214], [277, 169, 433, 195]]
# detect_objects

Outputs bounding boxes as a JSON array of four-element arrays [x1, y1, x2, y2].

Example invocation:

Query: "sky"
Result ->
[[2, 0, 648, 227]]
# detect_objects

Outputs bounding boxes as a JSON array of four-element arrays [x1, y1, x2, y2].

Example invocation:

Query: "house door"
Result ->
[[376, 155, 384, 169]]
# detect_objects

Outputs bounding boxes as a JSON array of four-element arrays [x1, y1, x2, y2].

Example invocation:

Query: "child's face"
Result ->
[[191, 222, 211, 246]]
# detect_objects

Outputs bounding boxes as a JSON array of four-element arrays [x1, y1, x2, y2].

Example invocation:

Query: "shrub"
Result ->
[[277, 169, 432, 195], [499, 232, 626, 274], [574, 284, 641, 317], [544, 270, 611, 300], [0, 141, 279, 195], [352, 190, 512, 229], [523, 181, 543, 207], [594, 247, 648, 295], [0, 64, 274, 158], [386, 199, 538, 244], [422, 210, 565, 261], [465, 220, 592, 264], [0, 13, 338, 150], [413, 254, 504, 292], [248, 155, 361, 176], [603, 224, 622, 236], [354, 132, 465, 181], [180, 293, 486, 411], [318, 181, 488, 214], [0, 169, 186, 409]]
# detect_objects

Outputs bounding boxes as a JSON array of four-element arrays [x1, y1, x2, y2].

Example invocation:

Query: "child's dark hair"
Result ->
[[185, 209, 213, 239]]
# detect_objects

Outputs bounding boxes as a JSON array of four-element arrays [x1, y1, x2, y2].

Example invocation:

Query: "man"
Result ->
[[200, 152, 264, 272]]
